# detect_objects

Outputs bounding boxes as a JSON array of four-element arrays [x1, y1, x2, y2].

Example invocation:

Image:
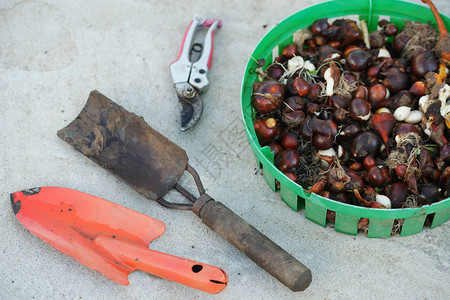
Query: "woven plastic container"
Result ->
[[241, 0, 450, 238]]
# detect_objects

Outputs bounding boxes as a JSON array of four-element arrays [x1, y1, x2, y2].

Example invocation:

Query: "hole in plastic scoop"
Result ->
[[192, 264, 203, 273]]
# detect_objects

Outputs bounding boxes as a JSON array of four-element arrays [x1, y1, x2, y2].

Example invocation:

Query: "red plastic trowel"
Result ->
[[10, 187, 228, 293]]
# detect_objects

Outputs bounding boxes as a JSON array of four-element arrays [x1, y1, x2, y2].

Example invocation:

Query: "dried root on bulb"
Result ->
[[402, 194, 418, 208], [327, 156, 348, 181], [386, 148, 408, 170], [333, 71, 360, 98], [293, 28, 313, 55], [398, 21, 437, 60], [391, 219, 405, 236], [386, 132, 422, 194], [250, 57, 267, 79], [297, 142, 324, 188]]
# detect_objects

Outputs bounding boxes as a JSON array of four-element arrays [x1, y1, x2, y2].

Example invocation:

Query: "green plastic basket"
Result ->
[[241, 0, 450, 238]]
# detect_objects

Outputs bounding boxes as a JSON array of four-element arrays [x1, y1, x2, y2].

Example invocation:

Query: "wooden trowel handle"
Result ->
[[93, 236, 228, 293], [194, 199, 312, 292]]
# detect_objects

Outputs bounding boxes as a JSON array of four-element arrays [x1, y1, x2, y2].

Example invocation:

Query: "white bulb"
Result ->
[[405, 110, 423, 124], [329, 53, 340, 60], [385, 88, 390, 99], [324, 67, 331, 80], [378, 47, 391, 58], [439, 84, 450, 102], [317, 148, 336, 168], [439, 85, 450, 113], [393, 106, 411, 121], [419, 95, 430, 112], [376, 195, 391, 209], [324, 68, 334, 96], [288, 56, 304, 70], [304, 60, 316, 71], [337, 145, 345, 160]]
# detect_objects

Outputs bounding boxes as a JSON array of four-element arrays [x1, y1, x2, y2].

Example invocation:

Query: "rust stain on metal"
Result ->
[[57, 90, 188, 200]]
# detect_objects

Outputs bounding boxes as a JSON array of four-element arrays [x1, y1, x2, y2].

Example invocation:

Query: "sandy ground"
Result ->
[[1, 0, 449, 299]]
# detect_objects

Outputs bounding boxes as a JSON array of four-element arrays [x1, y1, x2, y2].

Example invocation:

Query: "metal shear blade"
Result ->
[[170, 14, 222, 131], [175, 82, 203, 131]]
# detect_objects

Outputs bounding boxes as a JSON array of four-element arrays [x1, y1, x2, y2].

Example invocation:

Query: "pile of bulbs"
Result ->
[[251, 0, 450, 216]]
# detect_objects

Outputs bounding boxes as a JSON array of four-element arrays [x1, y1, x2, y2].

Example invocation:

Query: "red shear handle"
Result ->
[[94, 236, 228, 294], [202, 19, 223, 29], [170, 20, 195, 67], [198, 19, 221, 70], [195, 200, 312, 292], [189, 19, 221, 93], [207, 30, 215, 70], [202, 19, 222, 69]]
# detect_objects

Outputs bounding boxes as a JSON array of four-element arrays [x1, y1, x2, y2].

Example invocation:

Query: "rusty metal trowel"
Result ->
[[57, 90, 312, 291], [11, 187, 228, 293]]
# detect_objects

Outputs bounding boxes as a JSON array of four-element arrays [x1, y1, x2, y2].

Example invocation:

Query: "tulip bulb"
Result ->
[[378, 47, 391, 58], [419, 95, 430, 112], [393, 106, 411, 121], [404, 110, 423, 124], [376, 107, 390, 114], [317, 148, 337, 168], [324, 68, 334, 96], [337, 145, 346, 160], [288, 56, 304, 70], [304, 60, 316, 71], [439, 84, 450, 109], [376, 195, 392, 209]]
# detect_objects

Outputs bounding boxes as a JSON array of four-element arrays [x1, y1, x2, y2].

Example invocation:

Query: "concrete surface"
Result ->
[[1, 0, 449, 299]]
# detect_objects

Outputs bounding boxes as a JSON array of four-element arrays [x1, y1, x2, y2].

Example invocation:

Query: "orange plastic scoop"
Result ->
[[10, 187, 228, 293]]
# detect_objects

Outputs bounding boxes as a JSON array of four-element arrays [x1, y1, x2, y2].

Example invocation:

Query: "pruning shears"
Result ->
[[170, 14, 222, 131]]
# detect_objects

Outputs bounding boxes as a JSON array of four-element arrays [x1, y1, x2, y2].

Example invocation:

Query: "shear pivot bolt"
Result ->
[[183, 87, 195, 98]]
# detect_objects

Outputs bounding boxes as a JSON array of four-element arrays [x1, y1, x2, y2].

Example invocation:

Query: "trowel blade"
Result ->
[[11, 187, 166, 285], [57, 91, 188, 201]]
